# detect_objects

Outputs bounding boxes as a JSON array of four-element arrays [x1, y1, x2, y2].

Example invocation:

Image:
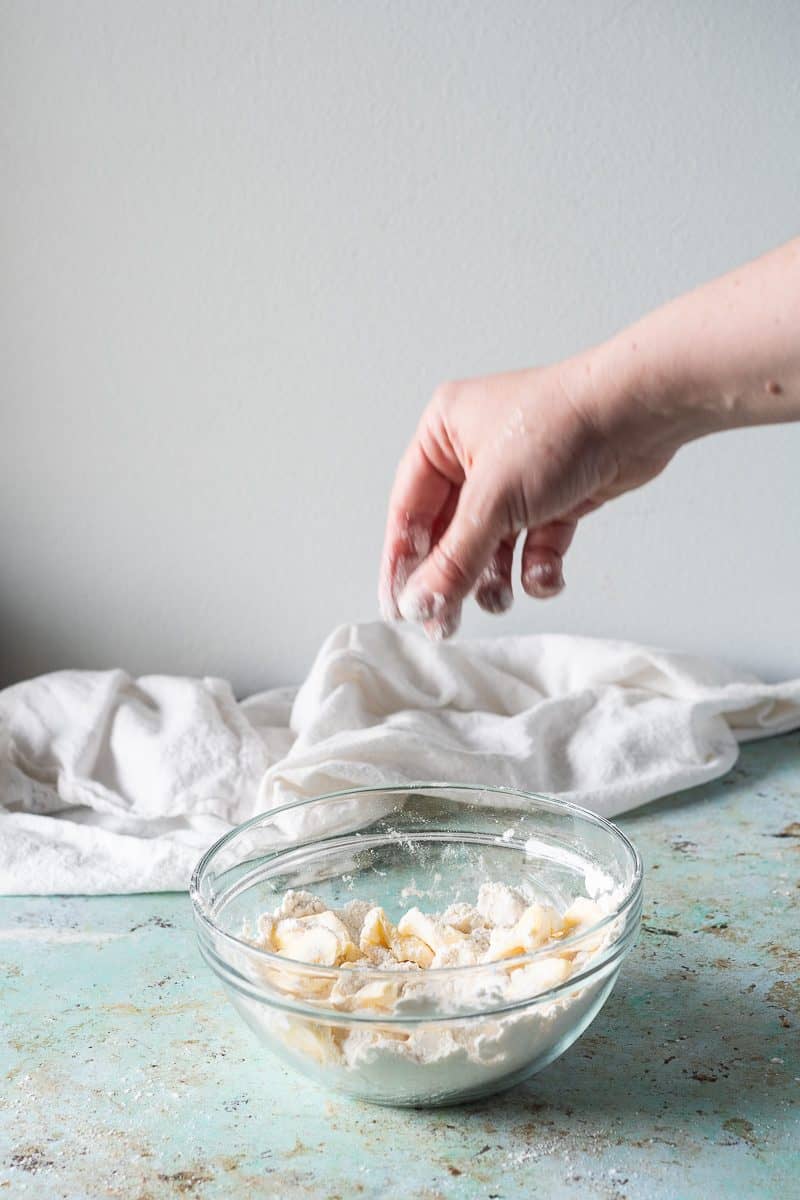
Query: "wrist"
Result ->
[[587, 297, 800, 438], [566, 331, 728, 453]]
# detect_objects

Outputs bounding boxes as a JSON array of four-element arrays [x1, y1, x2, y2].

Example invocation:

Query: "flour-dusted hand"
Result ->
[[379, 238, 800, 639], [379, 364, 678, 639]]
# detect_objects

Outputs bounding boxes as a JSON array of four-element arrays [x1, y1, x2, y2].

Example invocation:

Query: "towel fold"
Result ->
[[1, 623, 798, 894]]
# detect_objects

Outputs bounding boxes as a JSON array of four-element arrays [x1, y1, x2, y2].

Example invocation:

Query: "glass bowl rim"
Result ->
[[190, 781, 643, 982]]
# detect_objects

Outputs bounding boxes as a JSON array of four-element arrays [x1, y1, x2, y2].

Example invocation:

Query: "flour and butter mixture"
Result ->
[[248, 882, 608, 1012], [239, 881, 621, 1099]]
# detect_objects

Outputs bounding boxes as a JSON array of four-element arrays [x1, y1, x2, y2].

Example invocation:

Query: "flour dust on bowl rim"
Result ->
[[190, 783, 643, 1107]]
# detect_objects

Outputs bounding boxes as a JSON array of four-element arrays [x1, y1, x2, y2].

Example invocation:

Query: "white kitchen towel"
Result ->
[[1, 622, 799, 895]]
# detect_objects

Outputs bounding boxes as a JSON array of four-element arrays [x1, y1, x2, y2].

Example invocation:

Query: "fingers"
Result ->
[[379, 440, 455, 621], [396, 476, 504, 635], [521, 519, 577, 598], [474, 538, 516, 614]]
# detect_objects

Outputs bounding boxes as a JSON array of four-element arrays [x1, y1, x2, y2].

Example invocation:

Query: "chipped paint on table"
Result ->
[[1, 733, 799, 1199]]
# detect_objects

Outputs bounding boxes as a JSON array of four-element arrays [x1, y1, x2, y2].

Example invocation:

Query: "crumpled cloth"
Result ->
[[1, 622, 798, 895]]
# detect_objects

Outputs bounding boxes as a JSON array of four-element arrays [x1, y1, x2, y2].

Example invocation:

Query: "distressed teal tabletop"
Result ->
[[1, 734, 798, 1200]]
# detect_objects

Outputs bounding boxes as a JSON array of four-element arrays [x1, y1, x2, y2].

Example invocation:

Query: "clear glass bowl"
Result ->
[[190, 784, 642, 1107]]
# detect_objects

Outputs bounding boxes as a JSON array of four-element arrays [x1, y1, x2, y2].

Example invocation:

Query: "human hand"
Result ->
[[378, 355, 692, 639], [379, 239, 800, 640]]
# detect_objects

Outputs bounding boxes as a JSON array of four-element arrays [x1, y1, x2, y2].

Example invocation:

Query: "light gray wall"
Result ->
[[2, 0, 799, 693]]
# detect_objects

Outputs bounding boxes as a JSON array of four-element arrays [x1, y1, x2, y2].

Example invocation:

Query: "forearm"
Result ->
[[583, 237, 800, 444]]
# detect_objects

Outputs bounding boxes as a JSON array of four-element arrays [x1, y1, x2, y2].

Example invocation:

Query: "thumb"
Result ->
[[397, 477, 504, 636]]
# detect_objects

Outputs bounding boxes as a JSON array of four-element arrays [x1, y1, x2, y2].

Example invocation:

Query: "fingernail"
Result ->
[[379, 577, 401, 622], [397, 584, 446, 623], [477, 584, 513, 614], [524, 560, 564, 597], [379, 554, 415, 622], [424, 603, 461, 642]]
